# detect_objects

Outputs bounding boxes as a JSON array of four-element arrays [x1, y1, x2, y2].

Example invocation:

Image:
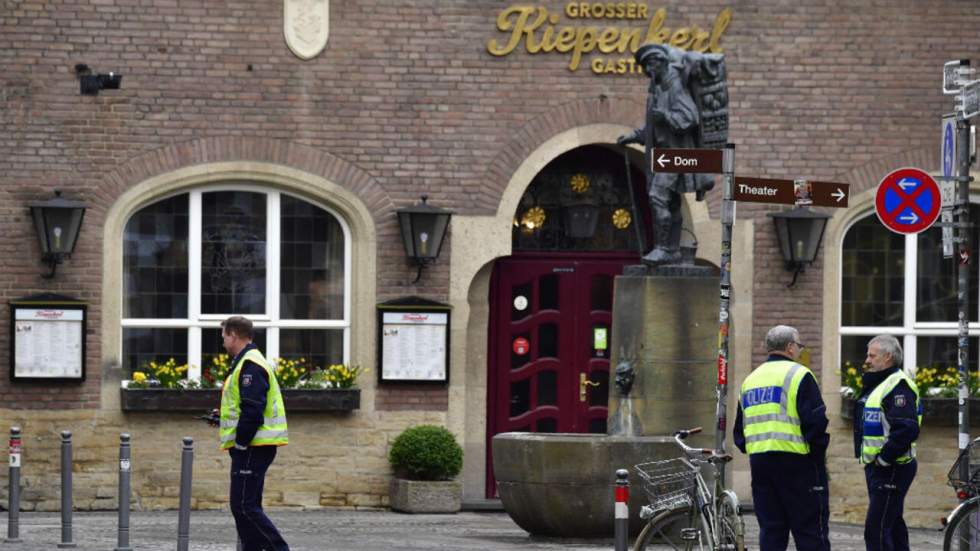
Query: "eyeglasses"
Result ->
[[794, 341, 806, 349]]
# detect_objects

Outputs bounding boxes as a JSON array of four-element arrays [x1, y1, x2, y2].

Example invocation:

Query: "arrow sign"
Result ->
[[958, 79, 980, 120], [808, 181, 851, 208], [875, 167, 941, 234], [651, 148, 724, 174], [733, 177, 849, 207]]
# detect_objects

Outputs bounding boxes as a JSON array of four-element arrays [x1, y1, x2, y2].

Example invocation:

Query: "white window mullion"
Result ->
[[187, 191, 204, 381], [902, 334, 916, 375], [188, 327, 202, 381], [343, 218, 352, 365], [266, 192, 281, 361], [189, 191, 203, 321]]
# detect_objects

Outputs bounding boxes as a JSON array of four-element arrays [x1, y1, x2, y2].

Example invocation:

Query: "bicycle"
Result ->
[[632, 427, 745, 551], [942, 436, 980, 550]]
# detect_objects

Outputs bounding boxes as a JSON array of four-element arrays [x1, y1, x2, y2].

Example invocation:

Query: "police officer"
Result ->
[[218, 315, 290, 551], [855, 335, 921, 551], [734, 325, 830, 551]]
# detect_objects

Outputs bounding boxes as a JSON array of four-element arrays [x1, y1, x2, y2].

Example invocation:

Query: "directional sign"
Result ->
[[958, 79, 980, 120], [733, 177, 849, 207], [651, 148, 723, 174], [943, 116, 957, 179], [941, 116, 957, 258], [945, 59, 973, 95], [875, 167, 942, 234], [808, 181, 850, 208]]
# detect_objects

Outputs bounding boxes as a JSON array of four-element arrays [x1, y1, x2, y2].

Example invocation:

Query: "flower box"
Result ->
[[840, 395, 980, 427], [120, 388, 360, 413]]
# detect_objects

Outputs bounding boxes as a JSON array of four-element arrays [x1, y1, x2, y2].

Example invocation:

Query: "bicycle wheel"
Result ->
[[632, 506, 700, 551], [719, 491, 745, 551], [944, 498, 980, 551]]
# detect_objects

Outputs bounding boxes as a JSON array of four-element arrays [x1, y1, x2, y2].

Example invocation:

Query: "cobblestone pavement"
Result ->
[[2, 509, 945, 550]]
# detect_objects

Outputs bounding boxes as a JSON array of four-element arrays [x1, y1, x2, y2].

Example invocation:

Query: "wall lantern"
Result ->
[[769, 206, 830, 288], [29, 190, 88, 278], [397, 195, 453, 283]]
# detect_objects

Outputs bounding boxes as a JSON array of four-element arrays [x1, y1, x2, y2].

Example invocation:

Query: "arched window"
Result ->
[[840, 210, 979, 377], [121, 186, 350, 381]]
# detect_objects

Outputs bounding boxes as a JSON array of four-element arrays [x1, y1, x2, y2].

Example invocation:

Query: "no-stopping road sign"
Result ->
[[875, 167, 941, 234]]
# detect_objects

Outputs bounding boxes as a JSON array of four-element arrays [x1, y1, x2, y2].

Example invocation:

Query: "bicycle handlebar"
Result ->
[[673, 427, 731, 464]]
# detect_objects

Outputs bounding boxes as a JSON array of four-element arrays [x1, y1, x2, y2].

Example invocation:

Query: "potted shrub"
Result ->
[[388, 425, 463, 513]]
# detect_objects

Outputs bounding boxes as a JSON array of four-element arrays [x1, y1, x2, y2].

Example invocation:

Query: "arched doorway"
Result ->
[[486, 144, 649, 496]]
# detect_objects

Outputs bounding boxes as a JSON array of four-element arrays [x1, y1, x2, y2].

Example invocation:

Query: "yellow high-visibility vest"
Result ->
[[219, 348, 288, 450], [861, 370, 921, 465], [740, 360, 811, 455]]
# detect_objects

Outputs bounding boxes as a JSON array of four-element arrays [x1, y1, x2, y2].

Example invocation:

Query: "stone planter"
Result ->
[[389, 478, 461, 514], [120, 388, 360, 412], [840, 395, 979, 427]]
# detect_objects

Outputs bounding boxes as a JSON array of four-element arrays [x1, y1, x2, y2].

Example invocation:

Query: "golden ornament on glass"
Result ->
[[612, 208, 632, 229], [521, 206, 546, 231], [570, 173, 590, 193]]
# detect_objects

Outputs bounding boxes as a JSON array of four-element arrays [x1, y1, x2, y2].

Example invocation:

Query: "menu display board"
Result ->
[[10, 299, 86, 381], [377, 300, 450, 384]]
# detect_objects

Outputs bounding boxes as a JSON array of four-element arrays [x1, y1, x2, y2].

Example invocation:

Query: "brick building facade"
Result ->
[[2, 0, 978, 527]]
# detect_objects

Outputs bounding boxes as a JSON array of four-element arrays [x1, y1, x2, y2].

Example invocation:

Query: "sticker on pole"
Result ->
[[875, 167, 942, 234]]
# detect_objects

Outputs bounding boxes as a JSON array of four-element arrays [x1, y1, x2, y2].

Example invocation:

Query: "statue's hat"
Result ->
[[634, 43, 670, 70]]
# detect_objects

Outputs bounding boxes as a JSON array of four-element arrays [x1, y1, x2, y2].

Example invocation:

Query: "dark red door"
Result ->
[[486, 254, 634, 496]]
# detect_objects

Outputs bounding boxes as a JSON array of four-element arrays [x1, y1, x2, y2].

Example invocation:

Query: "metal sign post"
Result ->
[[945, 60, 977, 513], [715, 144, 736, 487], [956, 115, 972, 490]]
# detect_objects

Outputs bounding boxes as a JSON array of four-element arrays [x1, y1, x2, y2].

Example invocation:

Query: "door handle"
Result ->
[[579, 372, 600, 402]]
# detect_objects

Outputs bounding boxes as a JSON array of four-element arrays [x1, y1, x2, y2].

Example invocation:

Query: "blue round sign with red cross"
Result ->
[[875, 167, 941, 234]]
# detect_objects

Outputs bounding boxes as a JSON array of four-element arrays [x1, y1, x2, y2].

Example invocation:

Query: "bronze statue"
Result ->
[[618, 43, 728, 265]]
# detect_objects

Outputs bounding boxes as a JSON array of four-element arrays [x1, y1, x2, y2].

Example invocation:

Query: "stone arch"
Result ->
[[101, 136, 393, 217], [478, 96, 645, 213]]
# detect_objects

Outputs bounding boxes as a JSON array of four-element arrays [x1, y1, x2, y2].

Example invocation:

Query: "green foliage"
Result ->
[[388, 425, 463, 481]]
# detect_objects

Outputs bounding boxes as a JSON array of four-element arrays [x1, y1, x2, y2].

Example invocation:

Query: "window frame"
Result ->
[[839, 210, 980, 370], [120, 183, 352, 380]]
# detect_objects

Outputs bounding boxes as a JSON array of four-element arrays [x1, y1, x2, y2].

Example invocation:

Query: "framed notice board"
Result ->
[[9, 294, 87, 382], [377, 297, 451, 384]]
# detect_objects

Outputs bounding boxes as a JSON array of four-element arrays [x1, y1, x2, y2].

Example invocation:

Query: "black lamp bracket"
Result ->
[[75, 64, 122, 96]]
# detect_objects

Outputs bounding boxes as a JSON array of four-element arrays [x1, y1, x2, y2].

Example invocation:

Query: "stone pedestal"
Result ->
[[607, 265, 719, 444]]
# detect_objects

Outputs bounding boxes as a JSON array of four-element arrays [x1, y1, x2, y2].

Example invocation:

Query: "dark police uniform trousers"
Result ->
[[864, 461, 916, 551], [230, 445, 289, 551]]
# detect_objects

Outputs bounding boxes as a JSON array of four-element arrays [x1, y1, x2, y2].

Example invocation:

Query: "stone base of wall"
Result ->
[[0, 408, 444, 512]]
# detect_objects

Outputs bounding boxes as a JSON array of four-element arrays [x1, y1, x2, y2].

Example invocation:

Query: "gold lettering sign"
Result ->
[[487, 3, 732, 75]]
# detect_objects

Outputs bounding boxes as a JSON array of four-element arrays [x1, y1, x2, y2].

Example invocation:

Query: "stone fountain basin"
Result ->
[[492, 432, 687, 537]]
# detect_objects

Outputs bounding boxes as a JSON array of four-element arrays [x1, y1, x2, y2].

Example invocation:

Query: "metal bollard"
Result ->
[[614, 469, 630, 551], [176, 437, 194, 551], [58, 431, 75, 548], [114, 434, 132, 551], [4, 426, 22, 544]]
